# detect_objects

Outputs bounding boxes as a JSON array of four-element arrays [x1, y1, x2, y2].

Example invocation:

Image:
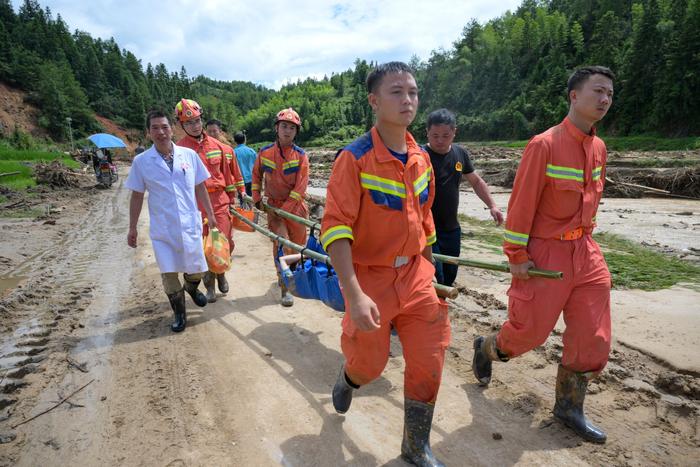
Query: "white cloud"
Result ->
[[14, 0, 522, 89]]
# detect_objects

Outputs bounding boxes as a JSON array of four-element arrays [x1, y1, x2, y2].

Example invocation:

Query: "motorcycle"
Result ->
[[97, 160, 118, 188]]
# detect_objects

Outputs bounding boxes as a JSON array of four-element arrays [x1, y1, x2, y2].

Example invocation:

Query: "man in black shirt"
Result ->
[[424, 109, 504, 286]]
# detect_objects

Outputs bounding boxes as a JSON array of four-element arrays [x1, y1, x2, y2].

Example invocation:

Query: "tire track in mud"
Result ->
[[0, 179, 132, 454]]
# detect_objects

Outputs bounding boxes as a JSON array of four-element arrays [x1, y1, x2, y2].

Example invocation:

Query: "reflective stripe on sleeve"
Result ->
[[225, 185, 236, 192], [289, 191, 302, 201], [413, 167, 431, 196], [426, 231, 436, 246], [320, 225, 354, 250], [504, 229, 529, 246], [261, 157, 276, 170], [592, 166, 603, 181], [206, 150, 222, 159]]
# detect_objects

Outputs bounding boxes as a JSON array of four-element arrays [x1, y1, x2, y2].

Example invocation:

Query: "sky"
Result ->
[[14, 0, 523, 89]]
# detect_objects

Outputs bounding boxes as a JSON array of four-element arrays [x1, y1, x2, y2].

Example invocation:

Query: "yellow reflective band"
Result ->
[[426, 231, 436, 246], [251, 183, 260, 190], [413, 167, 431, 195], [320, 225, 354, 250], [289, 191, 302, 201], [225, 153, 233, 160], [504, 229, 529, 246], [206, 150, 222, 159], [225, 185, 236, 192], [360, 172, 406, 198], [283, 160, 300, 170], [592, 166, 603, 181], [235, 180, 245, 187], [262, 157, 276, 169], [546, 164, 584, 182]]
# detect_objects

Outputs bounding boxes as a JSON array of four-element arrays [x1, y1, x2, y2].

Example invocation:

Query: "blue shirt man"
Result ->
[[233, 132, 257, 195]]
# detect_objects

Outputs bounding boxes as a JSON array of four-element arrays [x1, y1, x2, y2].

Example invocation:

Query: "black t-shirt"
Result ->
[[424, 144, 474, 231]]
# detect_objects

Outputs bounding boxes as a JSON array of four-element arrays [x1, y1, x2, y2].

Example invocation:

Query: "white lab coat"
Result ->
[[125, 144, 210, 273]]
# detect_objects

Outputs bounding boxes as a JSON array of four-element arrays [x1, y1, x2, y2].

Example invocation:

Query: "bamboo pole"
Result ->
[[433, 253, 563, 279], [230, 206, 459, 299], [243, 195, 563, 279]]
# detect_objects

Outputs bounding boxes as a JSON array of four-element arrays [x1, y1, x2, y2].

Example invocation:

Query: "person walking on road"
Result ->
[[125, 109, 216, 333], [233, 132, 256, 196], [321, 62, 449, 467], [251, 108, 309, 307], [472, 66, 615, 444], [424, 108, 503, 286], [176, 99, 245, 303]]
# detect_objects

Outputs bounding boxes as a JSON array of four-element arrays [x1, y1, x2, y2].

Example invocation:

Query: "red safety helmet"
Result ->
[[275, 107, 301, 128], [175, 98, 203, 123]]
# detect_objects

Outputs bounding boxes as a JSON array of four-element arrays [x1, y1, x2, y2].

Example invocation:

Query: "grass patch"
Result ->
[[466, 136, 700, 152], [593, 232, 700, 291], [456, 214, 700, 290], [0, 149, 80, 192]]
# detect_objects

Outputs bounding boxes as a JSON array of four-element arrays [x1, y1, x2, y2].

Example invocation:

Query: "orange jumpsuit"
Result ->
[[251, 142, 309, 247], [177, 134, 245, 251], [499, 117, 611, 373], [320, 128, 451, 403], [221, 141, 246, 250]]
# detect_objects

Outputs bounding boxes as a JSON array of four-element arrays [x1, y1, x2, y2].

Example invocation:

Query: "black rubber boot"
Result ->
[[216, 273, 229, 294], [167, 289, 187, 333], [401, 399, 445, 467], [203, 272, 217, 303], [472, 334, 508, 386], [183, 279, 208, 307], [553, 365, 607, 443], [332, 365, 358, 414]]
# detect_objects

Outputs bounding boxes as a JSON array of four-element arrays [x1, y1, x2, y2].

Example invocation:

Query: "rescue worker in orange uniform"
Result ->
[[206, 118, 248, 212], [175, 99, 245, 303], [251, 108, 309, 307], [472, 66, 615, 444], [321, 62, 450, 467]]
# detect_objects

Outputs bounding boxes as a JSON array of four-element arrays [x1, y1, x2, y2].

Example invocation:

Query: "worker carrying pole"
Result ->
[[251, 107, 309, 307], [472, 66, 616, 444]]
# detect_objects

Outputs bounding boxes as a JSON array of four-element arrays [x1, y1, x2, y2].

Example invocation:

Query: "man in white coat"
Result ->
[[126, 109, 218, 332]]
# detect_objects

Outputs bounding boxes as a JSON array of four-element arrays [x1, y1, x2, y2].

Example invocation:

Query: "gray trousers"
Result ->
[[161, 272, 204, 295]]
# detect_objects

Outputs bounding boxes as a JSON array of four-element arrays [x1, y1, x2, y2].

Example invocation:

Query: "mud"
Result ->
[[0, 163, 697, 465]]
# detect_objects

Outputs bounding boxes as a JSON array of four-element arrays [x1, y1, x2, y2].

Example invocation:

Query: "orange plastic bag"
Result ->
[[204, 228, 230, 273], [231, 206, 256, 232]]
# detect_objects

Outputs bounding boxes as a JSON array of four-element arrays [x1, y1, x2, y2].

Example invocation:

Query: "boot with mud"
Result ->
[[280, 282, 294, 307], [183, 278, 208, 307], [472, 334, 509, 386], [332, 365, 359, 414], [552, 364, 607, 443], [216, 273, 229, 294], [167, 289, 187, 333], [400, 399, 444, 467], [203, 271, 217, 303]]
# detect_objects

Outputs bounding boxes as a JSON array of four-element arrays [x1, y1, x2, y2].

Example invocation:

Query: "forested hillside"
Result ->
[[0, 0, 698, 145]]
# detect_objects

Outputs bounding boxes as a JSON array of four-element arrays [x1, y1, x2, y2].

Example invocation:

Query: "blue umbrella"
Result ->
[[88, 133, 127, 149]]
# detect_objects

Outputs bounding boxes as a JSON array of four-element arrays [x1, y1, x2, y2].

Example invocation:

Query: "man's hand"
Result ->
[[509, 260, 535, 280], [127, 227, 138, 248], [490, 207, 504, 226], [347, 290, 381, 332]]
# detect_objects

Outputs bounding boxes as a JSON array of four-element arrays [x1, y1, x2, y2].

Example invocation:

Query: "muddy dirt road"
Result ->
[[1, 175, 698, 466]]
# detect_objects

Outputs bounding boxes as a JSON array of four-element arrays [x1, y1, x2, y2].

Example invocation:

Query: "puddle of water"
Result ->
[[0, 275, 25, 297]]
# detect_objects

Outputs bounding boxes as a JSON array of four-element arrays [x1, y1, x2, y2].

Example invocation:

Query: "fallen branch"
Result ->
[[11, 379, 94, 429], [0, 171, 21, 178], [66, 356, 88, 373], [605, 177, 700, 200]]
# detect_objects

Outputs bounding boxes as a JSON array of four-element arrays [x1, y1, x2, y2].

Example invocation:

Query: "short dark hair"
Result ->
[[206, 119, 222, 129], [366, 61, 415, 93], [146, 109, 170, 129], [567, 66, 615, 96], [234, 132, 246, 144], [427, 109, 457, 129]]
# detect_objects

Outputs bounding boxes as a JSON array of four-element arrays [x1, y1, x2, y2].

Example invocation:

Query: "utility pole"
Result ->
[[66, 117, 74, 152]]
